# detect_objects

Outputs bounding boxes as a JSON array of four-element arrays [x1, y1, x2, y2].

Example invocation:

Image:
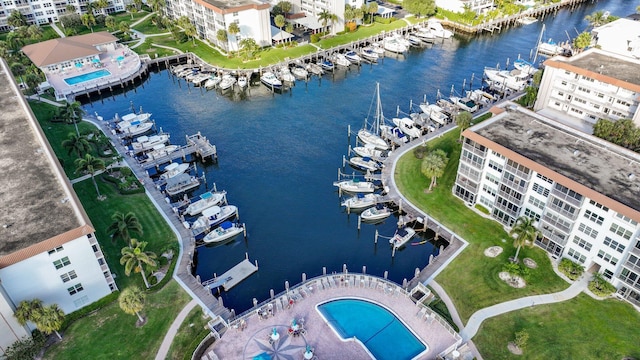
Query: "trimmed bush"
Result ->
[[374, 16, 397, 24], [61, 292, 119, 330], [558, 258, 584, 280], [346, 21, 357, 32], [588, 273, 616, 297], [475, 204, 490, 214]]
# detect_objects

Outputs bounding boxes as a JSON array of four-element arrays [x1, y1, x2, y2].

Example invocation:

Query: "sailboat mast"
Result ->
[[533, 23, 544, 65], [375, 82, 383, 135]]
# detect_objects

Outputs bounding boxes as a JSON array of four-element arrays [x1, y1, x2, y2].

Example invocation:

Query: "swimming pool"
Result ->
[[317, 298, 427, 359], [64, 69, 111, 85]]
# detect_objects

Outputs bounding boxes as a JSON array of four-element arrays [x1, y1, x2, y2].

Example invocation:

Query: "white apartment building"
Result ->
[[165, 0, 271, 48], [453, 103, 640, 306], [435, 0, 494, 14], [0, 0, 128, 31], [0, 59, 116, 354], [591, 17, 640, 60], [534, 48, 640, 131]]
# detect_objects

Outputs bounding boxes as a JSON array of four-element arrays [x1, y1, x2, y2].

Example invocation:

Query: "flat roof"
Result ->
[[22, 32, 117, 67], [468, 104, 640, 217], [0, 61, 87, 259], [195, 0, 269, 12]]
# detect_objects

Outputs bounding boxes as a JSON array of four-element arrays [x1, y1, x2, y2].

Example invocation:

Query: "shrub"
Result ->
[[374, 16, 396, 24], [310, 34, 320, 43], [502, 262, 530, 279], [413, 145, 428, 159], [588, 273, 616, 297], [558, 258, 584, 280], [61, 292, 119, 330], [4, 331, 45, 360], [514, 330, 529, 349], [346, 21, 357, 32]]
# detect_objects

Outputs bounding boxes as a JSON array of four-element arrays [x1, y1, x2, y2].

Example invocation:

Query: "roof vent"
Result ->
[[573, 150, 580, 156], [629, 173, 636, 181], [526, 129, 533, 135], [598, 64, 604, 74]]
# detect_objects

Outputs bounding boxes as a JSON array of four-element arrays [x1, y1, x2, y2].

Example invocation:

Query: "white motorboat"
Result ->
[[204, 75, 221, 89], [483, 68, 528, 91], [414, 27, 436, 43], [191, 205, 238, 229], [427, 20, 453, 39], [370, 43, 386, 55], [160, 162, 190, 180], [291, 66, 308, 79], [237, 75, 248, 88], [537, 39, 565, 56], [358, 83, 390, 151], [361, 204, 392, 221], [352, 143, 385, 159], [277, 66, 296, 83], [332, 53, 351, 68], [450, 96, 479, 113], [218, 74, 237, 90], [349, 156, 381, 172], [466, 89, 496, 105], [513, 59, 538, 76], [380, 124, 409, 144], [191, 73, 210, 86], [141, 144, 178, 161], [202, 221, 244, 244], [319, 60, 335, 72], [165, 173, 200, 196], [359, 47, 379, 62], [344, 51, 361, 64], [389, 33, 411, 49], [406, 34, 422, 47], [389, 226, 416, 249], [341, 193, 382, 210], [392, 117, 422, 139], [121, 120, 154, 137], [383, 37, 407, 53], [117, 112, 152, 124], [261, 72, 282, 90], [131, 134, 170, 154], [306, 63, 324, 76], [517, 16, 538, 25], [419, 103, 448, 126], [333, 179, 376, 193], [357, 129, 389, 150], [184, 190, 227, 216]]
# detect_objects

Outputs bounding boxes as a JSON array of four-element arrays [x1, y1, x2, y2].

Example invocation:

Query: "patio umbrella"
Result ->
[[117, 55, 125, 62], [92, 58, 100, 63], [75, 63, 82, 68]]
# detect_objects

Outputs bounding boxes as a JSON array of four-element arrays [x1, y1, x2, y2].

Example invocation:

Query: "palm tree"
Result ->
[[216, 29, 228, 50], [65, 4, 76, 13], [455, 111, 472, 141], [107, 211, 143, 245], [118, 286, 146, 324], [26, 24, 42, 40], [318, 10, 334, 33], [344, 6, 355, 26], [133, 0, 143, 11], [119, 21, 130, 36], [105, 15, 116, 31], [6, 32, 25, 52], [62, 133, 92, 158], [7, 10, 27, 28], [367, 2, 378, 24], [278, 1, 292, 16], [120, 239, 157, 288], [126, 4, 138, 20], [584, 10, 606, 27], [81, 13, 96, 32], [35, 304, 65, 340], [59, 101, 84, 136], [74, 154, 106, 199], [228, 22, 240, 51], [420, 149, 448, 192], [239, 38, 258, 60], [274, 15, 286, 44], [509, 216, 541, 263], [94, 0, 109, 15], [14, 299, 43, 326], [10, 62, 26, 85], [147, 0, 166, 13]]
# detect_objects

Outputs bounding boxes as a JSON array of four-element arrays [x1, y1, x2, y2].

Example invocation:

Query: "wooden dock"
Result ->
[[139, 132, 217, 170], [203, 258, 259, 291]]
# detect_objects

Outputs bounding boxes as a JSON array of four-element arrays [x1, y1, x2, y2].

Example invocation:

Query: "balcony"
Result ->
[[550, 187, 583, 208], [455, 175, 479, 195]]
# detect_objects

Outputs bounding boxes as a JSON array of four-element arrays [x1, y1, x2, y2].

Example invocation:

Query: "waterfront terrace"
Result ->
[[467, 104, 640, 218], [195, 0, 270, 12]]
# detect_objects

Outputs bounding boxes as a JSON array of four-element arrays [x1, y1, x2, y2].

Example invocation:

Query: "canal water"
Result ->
[[83, 0, 637, 313]]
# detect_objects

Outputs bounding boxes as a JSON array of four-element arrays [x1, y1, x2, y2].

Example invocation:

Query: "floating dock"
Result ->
[[202, 258, 258, 291], [141, 131, 217, 170]]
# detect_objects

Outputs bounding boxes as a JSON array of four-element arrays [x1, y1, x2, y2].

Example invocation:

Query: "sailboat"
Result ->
[[357, 83, 389, 151]]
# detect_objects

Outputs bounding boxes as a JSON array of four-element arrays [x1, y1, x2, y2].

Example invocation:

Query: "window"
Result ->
[[532, 183, 550, 197], [482, 184, 496, 197], [610, 223, 633, 240], [627, 254, 640, 267], [67, 283, 84, 295], [603, 237, 625, 253], [60, 270, 78, 283], [536, 173, 553, 184], [528, 196, 545, 210], [589, 199, 609, 212], [584, 210, 604, 225], [572, 236, 592, 251], [499, 184, 523, 201], [597, 250, 618, 266], [486, 173, 500, 185], [524, 208, 540, 222], [491, 151, 505, 160], [488, 160, 502, 172], [48, 246, 64, 255], [615, 213, 638, 226], [603, 269, 613, 279], [567, 248, 586, 264], [578, 223, 598, 239], [550, 197, 576, 216], [53, 256, 71, 270], [479, 196, 493, 209], [555, 183, 583, 202]]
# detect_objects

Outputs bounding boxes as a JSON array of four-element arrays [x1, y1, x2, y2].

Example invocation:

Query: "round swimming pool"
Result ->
[[317, 298, 428, 359]]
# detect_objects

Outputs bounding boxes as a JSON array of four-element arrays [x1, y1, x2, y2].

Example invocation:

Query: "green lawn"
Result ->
[[317, 21, 408, 49], [394, 125, 567, 322], [69, 11, 148, 36], [44, 281, 191, 360], [166, 306, 210, 360], [132, 16, 168, 35], [473, 294, 640, 359], [29, 101, 114, 178], [133, 39, 176, 58]]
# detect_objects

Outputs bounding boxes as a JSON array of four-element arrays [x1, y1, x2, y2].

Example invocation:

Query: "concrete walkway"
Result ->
[[50, 22, 65, 38], [155, 299, 199, 360], [459, 274, 590, 341]]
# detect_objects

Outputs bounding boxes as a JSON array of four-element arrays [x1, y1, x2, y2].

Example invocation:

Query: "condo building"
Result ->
[[0, 0, 128, 31], [534, 48, 640, 131], [453, 103, 640, 306], [0, 59, 117, 354]]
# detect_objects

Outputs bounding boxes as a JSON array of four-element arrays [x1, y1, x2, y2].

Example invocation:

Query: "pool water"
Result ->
[[64, 69, 111, 85], [317, 299, 427, 359]]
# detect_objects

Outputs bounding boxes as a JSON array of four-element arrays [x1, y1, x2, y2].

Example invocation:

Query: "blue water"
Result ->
[[318, 298, 426, 359], [64, 69, 112, 85], [81, 1, 637, 313]]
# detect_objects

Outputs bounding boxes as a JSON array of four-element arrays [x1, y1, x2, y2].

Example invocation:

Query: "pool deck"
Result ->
[[209, 275, 459, 360]]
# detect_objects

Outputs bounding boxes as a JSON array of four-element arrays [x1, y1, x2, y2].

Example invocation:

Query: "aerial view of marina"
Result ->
[[2, 0, 640, 359]]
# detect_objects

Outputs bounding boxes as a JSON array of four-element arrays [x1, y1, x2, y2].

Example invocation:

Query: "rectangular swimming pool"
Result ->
[[64, 69, 112, 85], [317, 298, 428, 359]]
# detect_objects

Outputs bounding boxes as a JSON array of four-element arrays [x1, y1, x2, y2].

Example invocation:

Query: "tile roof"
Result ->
[[22, 32, 118, 67]]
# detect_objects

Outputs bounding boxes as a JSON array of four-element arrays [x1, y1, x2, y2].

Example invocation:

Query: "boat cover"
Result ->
[[220, 221, 233, 230]]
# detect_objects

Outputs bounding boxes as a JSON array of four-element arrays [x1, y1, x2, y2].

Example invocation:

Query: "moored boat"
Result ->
[[392, 117, 422, 139], [261, 72, 283, 90], [333, 179, 376, 193], [165, 173, 200, 196], [344, 51, 361, 64], [191, 205, 238, 229], [513, 58, 538, 76], [120, 120, 154, 138], [483, 68, 528, 91], [160, 162, 190, 180], [352, 143, 385, 159], [349, 156, 382, 172], [204, 75, 221, 89], [332, 53, 351, 68], [319, 59, 334, 72], [361, 204, 392, 221], [291, 65, 308, 79], [202, 221, 244, 244], [419, 103, 448, 126], [341, 193, 382, 210], [306, 63, 324, 76], [218, 74, 237, 90], [382, 37, 407, 53], [131, 134, 170, 154], [427, 19, 453, 39], [237, 74, 248, 88], [140, 144, 178, 162], [184, 190, 227, 216], [389, 226, 416, 249], [359, 47, 379, 62], [450, 96, 479, 113]]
